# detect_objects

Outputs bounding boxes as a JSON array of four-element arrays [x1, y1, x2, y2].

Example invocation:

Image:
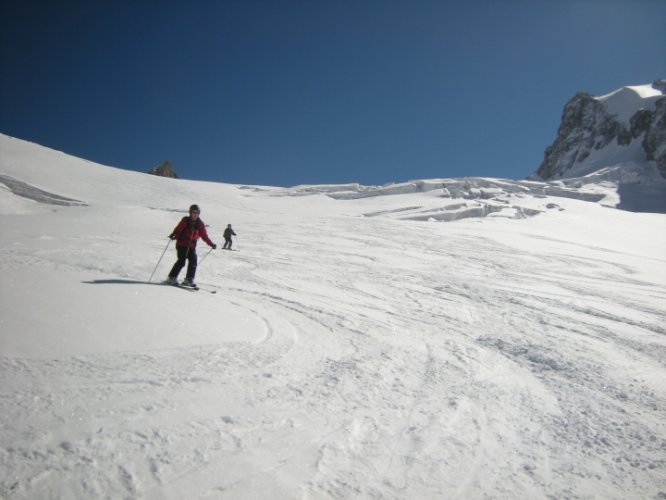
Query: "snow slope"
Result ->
[[1, 134, 665, 499]]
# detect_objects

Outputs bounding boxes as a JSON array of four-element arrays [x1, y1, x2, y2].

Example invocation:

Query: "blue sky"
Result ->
[[1, 0, 664, 187]]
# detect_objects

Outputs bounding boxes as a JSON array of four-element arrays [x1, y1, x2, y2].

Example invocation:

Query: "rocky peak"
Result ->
[[148, 161, 179, 179], [536, 80, 666, 180]]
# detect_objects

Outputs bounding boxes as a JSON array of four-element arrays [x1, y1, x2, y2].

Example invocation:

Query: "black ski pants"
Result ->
[[169, 246, 197, 280]]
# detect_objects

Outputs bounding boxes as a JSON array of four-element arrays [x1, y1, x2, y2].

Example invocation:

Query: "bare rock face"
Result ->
[[643, 97, 666, 178], [536, 80, 666, 180], [536, 93, 616, 180], [148, 161, 178, 178]]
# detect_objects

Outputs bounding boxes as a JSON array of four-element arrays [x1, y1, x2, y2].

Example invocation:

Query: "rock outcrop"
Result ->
[[148, 161, 178, 178], [643, 97, 666, 178]]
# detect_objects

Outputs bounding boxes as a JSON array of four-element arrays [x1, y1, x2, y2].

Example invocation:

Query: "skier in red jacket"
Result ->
[[166, 204, 216, 287]]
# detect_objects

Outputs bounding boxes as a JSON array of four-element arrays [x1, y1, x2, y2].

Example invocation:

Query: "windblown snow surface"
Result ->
[[1, 134, 665, 499]]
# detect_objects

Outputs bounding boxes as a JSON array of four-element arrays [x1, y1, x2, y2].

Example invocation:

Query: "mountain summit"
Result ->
[[536, 80, 666, 181]]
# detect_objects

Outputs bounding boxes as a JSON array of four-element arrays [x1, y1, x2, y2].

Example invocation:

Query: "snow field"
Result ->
[[1, 135, 665, 499]]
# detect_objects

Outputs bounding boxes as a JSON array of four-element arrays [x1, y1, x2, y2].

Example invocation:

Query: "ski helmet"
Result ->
[[189, 204, 200, 213]]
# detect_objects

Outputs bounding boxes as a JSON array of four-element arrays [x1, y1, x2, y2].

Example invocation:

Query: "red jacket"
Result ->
[[171, 217, 214, 249]]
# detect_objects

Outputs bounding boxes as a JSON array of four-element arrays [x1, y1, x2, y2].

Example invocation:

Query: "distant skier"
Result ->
[[166, 204, 216, 287], [223, 224, 237, 250]]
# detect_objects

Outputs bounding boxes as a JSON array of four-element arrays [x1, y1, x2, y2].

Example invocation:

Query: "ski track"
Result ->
[[1, 216, 665, 499]]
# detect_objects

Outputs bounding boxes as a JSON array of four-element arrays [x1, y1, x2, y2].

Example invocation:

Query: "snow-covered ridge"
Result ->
[[596, 83, 664, 123], [2, 133, 664, 221]]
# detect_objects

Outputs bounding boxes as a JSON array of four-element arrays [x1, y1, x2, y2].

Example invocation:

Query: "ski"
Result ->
[[159, 280, 220, 294], [162, 281, 199, 291], [177, 284, 199, 291]]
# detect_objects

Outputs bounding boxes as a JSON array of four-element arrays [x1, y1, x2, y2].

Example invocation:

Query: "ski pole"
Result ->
[[198, 246, 214, 266], [149, 239, 172, 282], [235, 235, 240, 252]]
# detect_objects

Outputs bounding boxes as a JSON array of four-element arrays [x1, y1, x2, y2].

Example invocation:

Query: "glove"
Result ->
[[211, 244, 217, 249], [169, 234, 176, 240]]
